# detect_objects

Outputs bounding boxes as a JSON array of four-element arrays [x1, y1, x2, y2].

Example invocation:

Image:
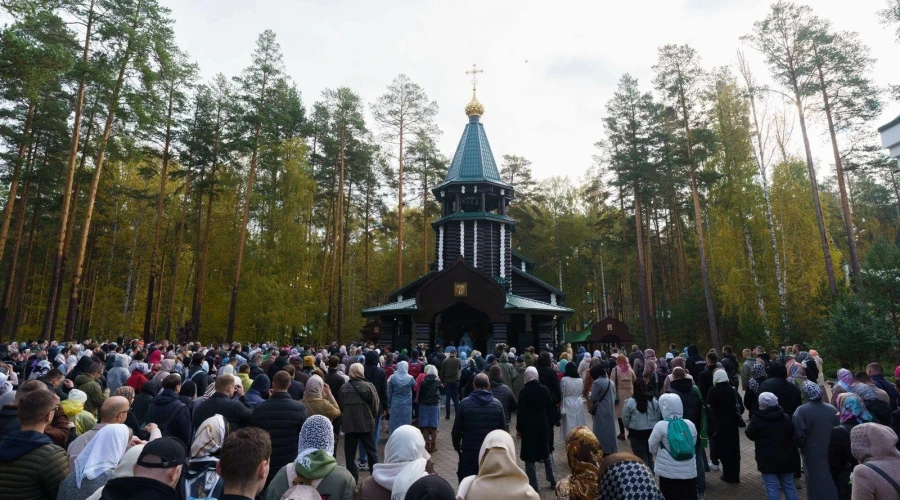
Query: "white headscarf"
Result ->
[[713, 368, 729, 385], [68, 388, 88, 404], [425, 364, 438, 380], [372, 425, 429, 500], [524, 366, 539, 383], [75, 423, 130, 488], [296, 415, 336, 466], [394, 361, 412, 382]]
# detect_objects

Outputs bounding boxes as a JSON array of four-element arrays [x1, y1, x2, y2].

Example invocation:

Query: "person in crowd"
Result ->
[[0, 379, 72, 447], [452, 373, 506, 481], [131, 379, 160, 430], [706, 368, 742, 483], [760, 361, 802, 418], [740, 349, 754, 392], [41, 369, 71, 403], [622, 378, 661, 470], [360, 350, 387, 471], [357, 424, 431, 500], [438, 348, 460, 420], [794, 380, 839, 500], [245, 373, 271, 408], [517, 366, 557, 490], [112, 386, 148, 440], [147, 373, 192, 447], [126, 364, 148, 393], [487, 365, 516, 425], [302, 374, 341, 423], [744, 362, 768, 418], [177, 379, 197, 408], [187, 353, 212, 397], [555, 426, 603, 500], [852, 376, 893, 425], [536, 351, 562, 439], [686, 345, 706, 380], [832, 368, 856, 407], [849, 422, 900, 500], [216, 427, 271, 500], [340, 362, 380, 481], [192, 373, 252, 431], [324, 356, 346, 451], [459, 358, 477, 400], [866, 363, 898, 410], [67, 396, 133, 471], [58, 423, 131, 500], [597, 452, 664, 500], [457, 429, 540, 500], [106, 355, 130, 395], [84, 443, 143, 500], [416, 365, 441, 452], [589, 361, 618, 454], [236, 364, 253, 393], [649, 394, 698, 500], [0, 389, 68, 500], [100, 437, 185, 500], [75, 362, 108, 418], [387, 361, 416, 434], [665, 366, 707, 499], [250, 371, 309, 485], [497, 353, 516, 392], [404, 475, 455, 500], [611, 353, 636, 441], [560, 361, 586, 439], [828, 393, 872, 499], [152, 359, 175, 383], [662, 356, 692, 394], [282, 365, 306, 400], [745, 392, 800, 500], [181, 415, 225, 500], [264, 415, 355, 500]]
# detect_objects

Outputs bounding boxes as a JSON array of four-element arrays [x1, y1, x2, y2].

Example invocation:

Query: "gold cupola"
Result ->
[[465, 89, 484, 117]]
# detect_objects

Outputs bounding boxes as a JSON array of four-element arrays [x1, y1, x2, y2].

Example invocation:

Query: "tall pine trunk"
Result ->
[[633, 186, 654, 348], [397, 120, 405, 286], [0, 101, 36, 267]]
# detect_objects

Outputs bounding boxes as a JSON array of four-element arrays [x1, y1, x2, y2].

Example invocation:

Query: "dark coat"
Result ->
[[187, 366, 212, 397], [864, 398, 893, 425], [418, 375, 442, 406], [132, 380, 161, 426], [101, 476, 179, 500], [287, 379, 306, 401], [250, 392, 309, 485], [706, 382, 742, 463], [451, 389, 506, 454], [870, 374, 899, 410], [745, 404, 800, 474], [339, 378, 378, 434], [828, 421, 859, 500], [759, 373, 802, 418], [686, 345, 706, 380], [459, 365, 476, 399], [667, 378, 703, 438], [192, 392, 253, 431], [489, 379, 516, 423], [697, 367, 716, 401], [0, 406, 17, 442], [364, 354, 387, 411], [516, 380, 554, 462], [147, 388, 192, 447]]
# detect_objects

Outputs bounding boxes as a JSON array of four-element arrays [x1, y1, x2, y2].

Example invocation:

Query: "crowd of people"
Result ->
[[0, 338, 898, 500]]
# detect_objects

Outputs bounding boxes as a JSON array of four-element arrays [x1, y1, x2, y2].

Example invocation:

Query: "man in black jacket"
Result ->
[[358, 350, 386, 470], [101, 437, 185, 500], [452, 374, 507, 481], [192, 374, 252, 431], [667, 367, 707, 499], [686, 344, 706, 380], [147, 374, 192, 448], [759, 361, 802, 418], [697, 352, 718, 401], [249, 371, 308, 487], [324, 356, 345, 452], [186, 353, 212, 397]]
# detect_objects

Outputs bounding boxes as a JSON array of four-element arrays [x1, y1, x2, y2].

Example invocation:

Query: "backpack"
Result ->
[[158, 401, 186, 437], [664, 417, 695, 461], [282, 463, 325, 500]]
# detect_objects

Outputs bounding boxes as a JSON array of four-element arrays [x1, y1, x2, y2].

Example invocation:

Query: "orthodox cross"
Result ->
[[466, 63, 484, 91]]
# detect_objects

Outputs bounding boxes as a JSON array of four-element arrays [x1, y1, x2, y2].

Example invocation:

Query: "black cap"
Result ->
[[137, 437, 187, 468]]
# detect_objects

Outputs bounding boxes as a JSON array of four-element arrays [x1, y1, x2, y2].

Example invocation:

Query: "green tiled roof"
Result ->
[[361, 298, 417, 315], [440, 116, 510, 186], [566, 329, 591, 343], [504, 294, 574, 314]]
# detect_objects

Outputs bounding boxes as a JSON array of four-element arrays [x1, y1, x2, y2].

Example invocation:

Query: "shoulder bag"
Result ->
[[589, 380, 611, 416]]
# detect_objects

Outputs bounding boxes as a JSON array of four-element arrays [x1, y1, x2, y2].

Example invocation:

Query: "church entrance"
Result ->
[[435, 302, 491, 354]]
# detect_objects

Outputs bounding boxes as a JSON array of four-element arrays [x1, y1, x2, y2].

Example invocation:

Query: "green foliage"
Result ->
[[821, 291, 895, 369]]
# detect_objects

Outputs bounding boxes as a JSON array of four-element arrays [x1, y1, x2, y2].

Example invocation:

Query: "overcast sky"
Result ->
[[160, 0, 900, 183]]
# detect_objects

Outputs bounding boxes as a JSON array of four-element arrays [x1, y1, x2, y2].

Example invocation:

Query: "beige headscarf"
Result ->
[[304, 375, 325, 399], [191, 415, 226, 459], [457, 430, 540, 500], [350, 362, 365, 379]]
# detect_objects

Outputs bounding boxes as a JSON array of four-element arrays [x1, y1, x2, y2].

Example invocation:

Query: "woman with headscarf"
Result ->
[[416, 365, 441, 453], [597, 452, 664, 500], [577, 350, 591, 379], [555, 426, 603, 500], [387, 361, 416, 434], [152, 358, 175, 383], [517, 366, 557, 490], [706, 368, 742, 483], [743, 362, 768, 418], [793, 380, 839, 499], [61, 388, 97, 436], [457, 429, 540, 500], [611, 354, 636, 441], [831, 368, 856, 407], [57, 424, 131, 500], [589, 361, 617, 454], [621, 378, 661, 471], [125, 364, 148, 393], [358, 425, 431, 500], [851, 380, 893, 425], [632, 349, 645, 381], [827, 393, 871, 499], [560, 362, 586, 440], [83, 443, 145, 500], [244, 373, 271, 408], [662, 356, 692, 395], [745, 392, 800, 500], [181, 415, 226, 500], [303, 374, 341, 422]]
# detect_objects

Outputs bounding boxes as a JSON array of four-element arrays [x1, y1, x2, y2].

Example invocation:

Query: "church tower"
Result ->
[[431, 88, 515, 283]]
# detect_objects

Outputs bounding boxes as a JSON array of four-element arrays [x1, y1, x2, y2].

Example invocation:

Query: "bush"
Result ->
[[820, 292, 896, 369]]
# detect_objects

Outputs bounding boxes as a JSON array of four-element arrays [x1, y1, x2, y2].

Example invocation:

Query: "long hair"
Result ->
[[632, 378, 651, 414]]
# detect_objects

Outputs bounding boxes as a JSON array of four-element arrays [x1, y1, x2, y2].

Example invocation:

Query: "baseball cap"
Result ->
[[137, 437, 187, 468]]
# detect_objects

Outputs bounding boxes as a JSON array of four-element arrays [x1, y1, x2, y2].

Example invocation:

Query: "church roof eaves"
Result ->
[[504, 294, 574, 314], [511, 267, 566, 299], [361, 298, 417, 315], [430, 211, 516, 228]]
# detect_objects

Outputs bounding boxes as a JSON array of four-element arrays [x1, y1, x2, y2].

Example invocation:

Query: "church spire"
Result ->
[[464, 64, 484, 117]]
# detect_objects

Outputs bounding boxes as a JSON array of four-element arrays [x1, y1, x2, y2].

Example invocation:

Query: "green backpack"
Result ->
[[665, 417, 695, 461]]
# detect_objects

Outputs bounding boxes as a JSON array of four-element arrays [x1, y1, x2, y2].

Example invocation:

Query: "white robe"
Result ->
[[560, 376, 586, 440]]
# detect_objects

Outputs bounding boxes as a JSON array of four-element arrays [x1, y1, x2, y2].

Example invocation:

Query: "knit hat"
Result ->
[[303, 355, 315, 368]]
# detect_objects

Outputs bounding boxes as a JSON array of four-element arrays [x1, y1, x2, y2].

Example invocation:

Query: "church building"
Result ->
[[361, 85, 572, 353]]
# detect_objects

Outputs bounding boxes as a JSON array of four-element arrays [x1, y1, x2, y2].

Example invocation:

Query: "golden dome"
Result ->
[[465, 89, 484, 117]]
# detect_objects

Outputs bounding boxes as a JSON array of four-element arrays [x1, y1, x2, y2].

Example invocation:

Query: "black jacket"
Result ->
[[686, 345, 706, 380], [758, 374, 801, 418], [451, 389, 506, 453], [192, 393, 253, 431], [697, 366, 716, 401], [187, 366, 212, 397], [0, 406, 17, 442], [864, 398, 893, 425], [828, 420, 859, 499], [516, 380, 554, 462], [871, 374, 899, 410], [132, 380, 161, 426], [667, 378, 702, 442], [250, 392, 309, 486], [489, 379, 516, 423], [364, 352, 387, 410], [744, 404, 800, 474], [459, 365, 476, 399], [418, 375, 442, 406], [101, 476, 179, 500], [147, 389, 193, 447]]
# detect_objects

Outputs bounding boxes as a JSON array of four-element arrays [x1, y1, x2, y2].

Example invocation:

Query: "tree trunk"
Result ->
[[167, 181, 190, 341], [144, 84, 176, 341], [633, 188, 654, 349], [226, 71, 268, 343], [9, 177, 42, 340], [42, 0, 95, 340], [364, 175, 372, 307], [63, 36, 132, 341], [744, 223, 770, 341], [0, 101, 36, 268], [397, 120, 405, 287], [0, 175, 31, 336], [423, 155, 429, 274], [815, 55, 861, 287], [335, 125, 346, 344]]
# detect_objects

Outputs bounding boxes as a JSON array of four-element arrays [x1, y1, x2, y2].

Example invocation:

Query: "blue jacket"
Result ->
[[148, 389, 193, 447], [451, 389, 507, 453], [387, 374, 415, 409]]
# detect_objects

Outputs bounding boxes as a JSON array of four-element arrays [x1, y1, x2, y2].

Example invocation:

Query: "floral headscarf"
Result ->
[[616, 355, 629, 375], [748, 363, 767, 395], [801, 380, 823, 402], [837, 393, 873, 424], [114, 386, 135, 404], [837, 368, 855, 392], [556, 426, 603, 500]]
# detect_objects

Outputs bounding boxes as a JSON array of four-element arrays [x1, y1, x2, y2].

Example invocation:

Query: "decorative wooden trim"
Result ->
[[500, 224, 506, 278], [438, 225, 444, 271], [459, 221, 465, 257], [473, 221, 478, 267]]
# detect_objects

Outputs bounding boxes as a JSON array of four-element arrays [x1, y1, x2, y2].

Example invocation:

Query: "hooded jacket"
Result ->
[[451, 389, 506, 453], [648, 394, 697, 480], [75, 374, 106, 417], [106, 355, 130, 395], [685, 345, 705, 380], [66, 356, 93, 382], [147, 388, 192, 446], [758, 362, 802, 417], [0, 430, 68, 499], [850, 423, 900, 500], [666, 378, 702, 434], [489, 378, 516, 424], [364, 351, 387, 409], [745, 404, 800, 474]]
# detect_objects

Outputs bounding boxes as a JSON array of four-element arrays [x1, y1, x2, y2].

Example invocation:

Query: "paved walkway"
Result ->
[[336, 402, 809, 500]]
